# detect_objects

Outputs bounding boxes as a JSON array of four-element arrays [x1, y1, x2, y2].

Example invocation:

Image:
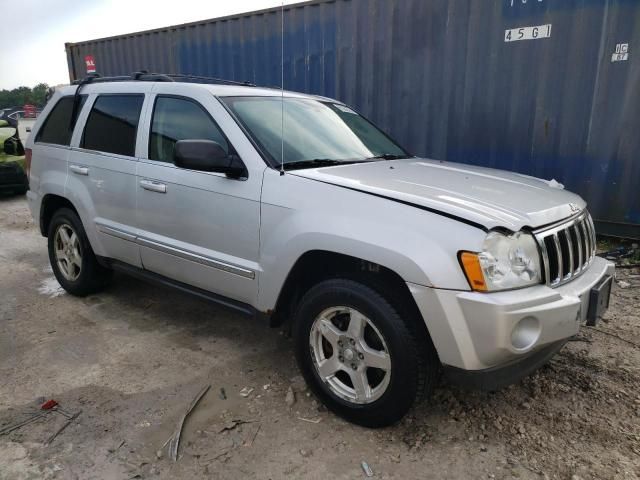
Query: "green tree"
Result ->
[[0, 83, 50, 109], [31, 83, 50, 106]]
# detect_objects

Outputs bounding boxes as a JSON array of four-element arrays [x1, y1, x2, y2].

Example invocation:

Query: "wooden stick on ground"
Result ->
[[167, 385, 211, 462], [45, 410, 82, 446]]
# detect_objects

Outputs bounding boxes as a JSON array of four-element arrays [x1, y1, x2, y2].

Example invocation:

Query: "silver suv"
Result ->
[[25, 74, 614, 427]]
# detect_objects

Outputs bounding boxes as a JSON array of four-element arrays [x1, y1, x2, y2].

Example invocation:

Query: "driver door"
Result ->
[[135, 84, 261, 306]]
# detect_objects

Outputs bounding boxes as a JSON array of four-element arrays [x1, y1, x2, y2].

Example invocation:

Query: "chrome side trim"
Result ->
[[136, 236, 255, 279], [96, 222, 137, 242], [94, 221, 256, 280]]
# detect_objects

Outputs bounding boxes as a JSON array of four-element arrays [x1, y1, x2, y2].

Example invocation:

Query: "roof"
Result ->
[[56, 81, 334, 101]]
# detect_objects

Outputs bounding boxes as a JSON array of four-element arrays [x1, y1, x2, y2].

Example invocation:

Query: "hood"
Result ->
[[290, 158, 586, 231]]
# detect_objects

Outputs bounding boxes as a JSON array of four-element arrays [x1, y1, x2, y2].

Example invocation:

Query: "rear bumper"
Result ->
[[409, 256, 615, 373], [26, 190, 41, 228]]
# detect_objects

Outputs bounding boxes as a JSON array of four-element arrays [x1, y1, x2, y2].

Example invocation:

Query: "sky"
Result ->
[[0, 0, 300, 89]]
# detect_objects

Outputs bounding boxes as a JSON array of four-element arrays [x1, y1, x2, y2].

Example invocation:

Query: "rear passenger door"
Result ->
[[66, 88, 149, 267], [31, 95, 86, 202], [135, 85, 261, 306]]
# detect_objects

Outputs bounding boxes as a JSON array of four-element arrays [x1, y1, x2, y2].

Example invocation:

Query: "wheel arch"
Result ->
[[39, 194, 80, 237], [269, 250, 439, 360]]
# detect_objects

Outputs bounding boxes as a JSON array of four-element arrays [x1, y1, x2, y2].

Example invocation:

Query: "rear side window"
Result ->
[[82, 95, 144, 157], [149, 96, 229, 163], [35, 96, 86, 146]]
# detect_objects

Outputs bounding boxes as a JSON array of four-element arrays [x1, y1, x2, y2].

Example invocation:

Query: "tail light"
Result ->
[[25, 148, 32, 180]]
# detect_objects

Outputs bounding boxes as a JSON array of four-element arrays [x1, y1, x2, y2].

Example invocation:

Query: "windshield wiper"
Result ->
[[284, 159, 369, 171], [368, 154, 410, 160]]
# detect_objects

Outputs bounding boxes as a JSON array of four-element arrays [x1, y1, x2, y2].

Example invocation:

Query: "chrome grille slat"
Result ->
[[565, 229, 574, 278], [581, 219, 591, 267], [574, 221, 583, 270], [588, 215, 597, 257], [534, 211, 596, 288], [539, 238, 551, 284], [552, 233, 563, 283]]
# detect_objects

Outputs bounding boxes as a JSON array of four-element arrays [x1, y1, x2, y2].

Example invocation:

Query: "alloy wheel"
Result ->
[[54, 224, 82, 281], [309, 306, 391, 404]]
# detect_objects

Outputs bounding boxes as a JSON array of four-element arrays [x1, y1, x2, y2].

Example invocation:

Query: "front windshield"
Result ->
[[221, 96, 409, 169]]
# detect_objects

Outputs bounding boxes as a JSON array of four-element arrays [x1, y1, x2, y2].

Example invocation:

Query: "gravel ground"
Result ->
[[1, 194, 639, 480]]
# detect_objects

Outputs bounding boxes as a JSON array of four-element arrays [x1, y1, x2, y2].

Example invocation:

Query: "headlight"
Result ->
[[460, 231, 542, 292]]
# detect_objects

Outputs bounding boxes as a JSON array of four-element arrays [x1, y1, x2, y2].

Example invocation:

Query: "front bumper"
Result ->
[[443, 339, 567, 391], [409, 256, 615, 373]]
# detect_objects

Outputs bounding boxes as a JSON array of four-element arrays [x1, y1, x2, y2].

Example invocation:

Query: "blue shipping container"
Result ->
[[65, 0, 640, 237]]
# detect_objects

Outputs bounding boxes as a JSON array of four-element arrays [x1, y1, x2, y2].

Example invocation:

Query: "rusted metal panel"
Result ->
[[65, 0, 640, 237]]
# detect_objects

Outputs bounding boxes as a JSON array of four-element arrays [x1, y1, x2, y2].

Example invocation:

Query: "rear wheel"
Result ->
[[47, 208, 112, 296], [293, 278, 438, 427]]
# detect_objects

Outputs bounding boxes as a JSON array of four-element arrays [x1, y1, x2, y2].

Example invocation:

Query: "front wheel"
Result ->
[[293, 278, 438, 427]]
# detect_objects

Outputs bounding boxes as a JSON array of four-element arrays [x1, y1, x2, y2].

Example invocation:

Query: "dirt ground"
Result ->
[[1, 194, 639, 480]]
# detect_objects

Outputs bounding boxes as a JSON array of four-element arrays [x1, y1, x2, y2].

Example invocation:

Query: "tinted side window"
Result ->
[[82, 95, 144, 157], [149, 96, 229, 163], [35, 96, 86, 146]]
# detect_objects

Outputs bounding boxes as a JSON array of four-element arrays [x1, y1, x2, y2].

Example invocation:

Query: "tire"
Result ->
[[293, 278, 438, 428], [47, 208, 112, 296]]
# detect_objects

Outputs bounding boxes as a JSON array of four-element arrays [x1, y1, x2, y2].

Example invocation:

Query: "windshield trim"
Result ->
[[216, 95, 411, 170]]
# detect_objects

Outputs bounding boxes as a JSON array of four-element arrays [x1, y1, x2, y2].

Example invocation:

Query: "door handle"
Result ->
[[140, 179, 167, 194], [69, 165, 89, 176]]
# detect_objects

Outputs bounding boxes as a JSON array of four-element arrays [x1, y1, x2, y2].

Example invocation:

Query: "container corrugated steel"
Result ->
[[66, 0, 640, 237]]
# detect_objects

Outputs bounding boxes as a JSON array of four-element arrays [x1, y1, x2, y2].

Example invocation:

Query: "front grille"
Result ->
[[534, 211, 597, 287]]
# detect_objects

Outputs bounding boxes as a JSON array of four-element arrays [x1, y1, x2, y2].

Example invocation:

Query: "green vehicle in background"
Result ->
[[0, 117, 29, 195]]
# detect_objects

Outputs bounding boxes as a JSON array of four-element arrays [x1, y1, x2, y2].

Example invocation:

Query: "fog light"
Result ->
[[511, 317, 541, 350]]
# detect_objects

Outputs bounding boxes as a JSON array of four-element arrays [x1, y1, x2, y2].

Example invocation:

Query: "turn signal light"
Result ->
[[459, 252, 488, 292]]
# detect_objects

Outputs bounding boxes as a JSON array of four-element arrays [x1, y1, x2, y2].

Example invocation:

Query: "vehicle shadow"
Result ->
[[95, 271, 292, 361]]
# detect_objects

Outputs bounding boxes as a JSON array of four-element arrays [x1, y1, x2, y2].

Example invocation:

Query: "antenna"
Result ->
[[280, 0, 285, 176]]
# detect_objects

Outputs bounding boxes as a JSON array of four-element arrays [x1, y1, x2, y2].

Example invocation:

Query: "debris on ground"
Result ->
[[219, 388, 227, 400], [297, 417, 321, 424], [108, 440, 126, 454], [361, 461, 374, 477], [239, 387, 253, 398], [40, 399, 59, 410], [166, 384, 211, 461], [0, 411, 49, 436], [617, 280, 631, 289], [299, 448, 312, 457], [600, 242, 640, 268], [217, 418, 256, 434], [243, 423, 261, 447], [586, 326, 640, 349], [285, 386, 296, 407], [0, 399, 81, 444], [46, 409, 82, 446]]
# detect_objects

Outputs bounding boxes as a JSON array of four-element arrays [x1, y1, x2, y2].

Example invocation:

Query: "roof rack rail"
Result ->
[[163, 73, 255, 87], [71, 71, 255, 87]]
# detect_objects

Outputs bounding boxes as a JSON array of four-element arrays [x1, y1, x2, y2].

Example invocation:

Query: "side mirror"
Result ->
[[174, 140, 247, 179]]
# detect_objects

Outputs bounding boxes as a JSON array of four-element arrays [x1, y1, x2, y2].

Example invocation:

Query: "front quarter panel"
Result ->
[[257, 168, 487, 311]]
